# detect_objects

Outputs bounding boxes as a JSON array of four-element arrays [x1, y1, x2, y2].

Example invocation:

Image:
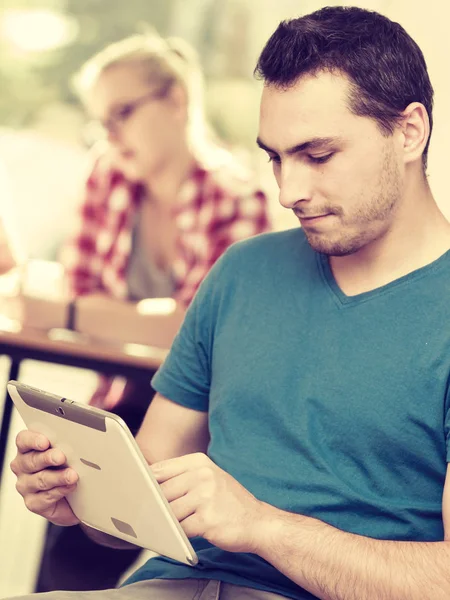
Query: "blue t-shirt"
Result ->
[[125, 228, 450, 600]]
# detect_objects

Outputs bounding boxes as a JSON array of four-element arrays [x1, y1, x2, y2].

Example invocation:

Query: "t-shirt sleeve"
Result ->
[[151, 252, 224, 412], [445, 385, 450, 462]]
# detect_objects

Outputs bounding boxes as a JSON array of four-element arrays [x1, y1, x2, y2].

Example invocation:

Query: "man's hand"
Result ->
[[10, 430, 80, 526], [151, 452, 267, 553]]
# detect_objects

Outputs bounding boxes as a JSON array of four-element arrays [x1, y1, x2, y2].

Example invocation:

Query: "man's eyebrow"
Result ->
[[256, 136, 343, 155], [256, 138, 276, 153]]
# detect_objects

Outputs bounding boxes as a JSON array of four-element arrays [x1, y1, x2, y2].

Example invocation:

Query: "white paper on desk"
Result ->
[[48, 328, 90, 344], [21, 260, 68, 300]]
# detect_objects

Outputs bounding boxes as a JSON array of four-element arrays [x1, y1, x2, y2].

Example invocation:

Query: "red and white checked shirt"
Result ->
[[61, 145, 271, 307], [60, 145, 271, 410]]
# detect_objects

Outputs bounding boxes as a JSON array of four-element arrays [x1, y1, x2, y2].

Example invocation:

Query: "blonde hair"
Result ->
[[73, 31, 206, 140]]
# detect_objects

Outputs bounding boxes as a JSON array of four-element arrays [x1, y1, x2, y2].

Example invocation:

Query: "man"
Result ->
[[9, 6, 450, 600]]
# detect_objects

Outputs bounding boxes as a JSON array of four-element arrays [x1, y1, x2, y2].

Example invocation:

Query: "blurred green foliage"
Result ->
[[0, 0, 269, 145], [0, 0, 176, 127]]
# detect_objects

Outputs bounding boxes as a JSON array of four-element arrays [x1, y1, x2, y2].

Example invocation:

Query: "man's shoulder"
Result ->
[[193, 228, 312, 315]]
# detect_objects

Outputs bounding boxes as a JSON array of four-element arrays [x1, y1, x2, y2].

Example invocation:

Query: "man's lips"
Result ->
[[296, 213, 333, 221], [299, 214, 329, 219], [294, 213, 338, 228]]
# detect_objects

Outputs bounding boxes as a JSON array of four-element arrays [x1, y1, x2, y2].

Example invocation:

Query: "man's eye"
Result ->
[[308, 153, 334, 164], [267, 155, 281, 164]]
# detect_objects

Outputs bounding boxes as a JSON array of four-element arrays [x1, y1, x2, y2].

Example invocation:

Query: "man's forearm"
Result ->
[[252, 504, 450, 600], [81, 523, 139, 550]]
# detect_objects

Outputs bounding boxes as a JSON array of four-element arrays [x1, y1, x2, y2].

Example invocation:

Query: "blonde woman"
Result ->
[[37, 32, 270, 592]]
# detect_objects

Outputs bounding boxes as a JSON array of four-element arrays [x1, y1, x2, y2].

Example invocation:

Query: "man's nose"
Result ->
[[278, 162, 313, 209]]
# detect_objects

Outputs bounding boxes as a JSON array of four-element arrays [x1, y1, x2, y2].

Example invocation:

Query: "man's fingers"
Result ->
[[159, 471, 192, 502], [151, 452, 209, 483], [11, 430, 81, 527], [179, 513, 203, 539], [169, 492, 198, 523], [12, 447, 66, 476], [16, 468, 78, 495], [15, 430, 50, 453], [24, 486, 78, 520], [150, 455, 192, 483]]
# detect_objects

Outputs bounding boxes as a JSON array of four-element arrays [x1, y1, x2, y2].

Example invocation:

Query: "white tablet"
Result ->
[[7, 380, 198, 566]]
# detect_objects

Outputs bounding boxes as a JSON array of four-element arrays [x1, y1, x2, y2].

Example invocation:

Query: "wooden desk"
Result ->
[[0, 323, 168, 486]]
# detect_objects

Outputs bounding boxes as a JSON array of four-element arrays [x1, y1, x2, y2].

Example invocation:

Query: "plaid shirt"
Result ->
[[60, 146, 271, 410], [61, 146, 270, 307]]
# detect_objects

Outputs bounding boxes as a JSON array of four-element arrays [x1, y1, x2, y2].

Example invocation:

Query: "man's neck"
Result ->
[[329, 185, 450, 297]]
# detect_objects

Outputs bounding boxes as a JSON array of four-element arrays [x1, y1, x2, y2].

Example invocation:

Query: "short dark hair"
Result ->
[[255, 6, 434, 168]]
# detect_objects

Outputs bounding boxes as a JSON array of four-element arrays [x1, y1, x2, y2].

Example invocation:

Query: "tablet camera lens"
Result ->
[[57, 406, 65, 416]]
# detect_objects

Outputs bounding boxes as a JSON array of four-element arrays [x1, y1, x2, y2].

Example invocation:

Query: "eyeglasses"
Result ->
[[84, 86, 169, 143], [103, 89, 166, 133]]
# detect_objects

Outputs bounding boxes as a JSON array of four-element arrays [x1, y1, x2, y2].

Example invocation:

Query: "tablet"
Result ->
[[7, 380, 198, 566]]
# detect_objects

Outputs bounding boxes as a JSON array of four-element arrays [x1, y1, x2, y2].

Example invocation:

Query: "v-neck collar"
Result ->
[[317, 248, 450, 308]]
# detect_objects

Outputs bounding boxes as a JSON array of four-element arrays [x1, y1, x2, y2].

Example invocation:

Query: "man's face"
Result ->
[[258, 71, 405, 256]]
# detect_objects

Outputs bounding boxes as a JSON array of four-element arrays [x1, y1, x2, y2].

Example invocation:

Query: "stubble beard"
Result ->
[[303, 145, 402, 257]]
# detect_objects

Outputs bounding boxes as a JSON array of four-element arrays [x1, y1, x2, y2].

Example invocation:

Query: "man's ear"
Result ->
[[400, 102, 430, 165]]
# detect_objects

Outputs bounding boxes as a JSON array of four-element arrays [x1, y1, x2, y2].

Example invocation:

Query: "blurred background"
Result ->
[[1, 0, 450, 260], [0, 0, 304, 259], [1, 0, 450, 596]]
